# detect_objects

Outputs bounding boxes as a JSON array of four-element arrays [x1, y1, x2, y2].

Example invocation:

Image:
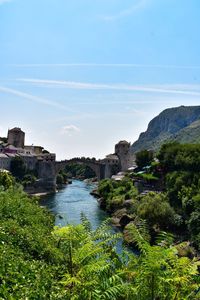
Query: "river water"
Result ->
[[40, 180, 108, 228]]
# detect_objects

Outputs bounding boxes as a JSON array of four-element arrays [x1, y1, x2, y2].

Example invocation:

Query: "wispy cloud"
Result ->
[[101, 0, 150, 21], [0, 86, 75, 112], [0, 0, 11, 5], [61, 125, 80, 136], [10, 63, 200, 70], [17, 78, 200, 97]]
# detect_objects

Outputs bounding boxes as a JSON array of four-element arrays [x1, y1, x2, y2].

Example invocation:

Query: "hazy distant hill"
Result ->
[[131, 105, 200, 153]]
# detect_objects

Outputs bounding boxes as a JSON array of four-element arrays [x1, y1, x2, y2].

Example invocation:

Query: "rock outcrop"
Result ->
[[131, 105, 200, 153]]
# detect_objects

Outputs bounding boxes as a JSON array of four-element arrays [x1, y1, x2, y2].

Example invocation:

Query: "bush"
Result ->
[[98, 178, 138, 212], [137, 192, 175, 229], [0, 171, 14, 189], [106, 195, 124, 211]]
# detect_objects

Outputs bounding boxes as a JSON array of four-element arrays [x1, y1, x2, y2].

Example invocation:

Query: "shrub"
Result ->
[[137, 192, 175, 229]]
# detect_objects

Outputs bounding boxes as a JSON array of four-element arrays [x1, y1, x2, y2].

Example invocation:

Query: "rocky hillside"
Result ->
[[131, 105, 200, 153]]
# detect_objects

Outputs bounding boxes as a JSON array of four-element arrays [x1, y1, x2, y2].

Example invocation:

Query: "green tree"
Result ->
[[158, 142, 200, 172], [135, 149, 153, 169], [22, 173, 37, 187], [98, 179, 114, 199], [0, 171, 14, 189], [56, 173, 64, 185], [65, 163, 96, 179], [137, 192, 175, 229]]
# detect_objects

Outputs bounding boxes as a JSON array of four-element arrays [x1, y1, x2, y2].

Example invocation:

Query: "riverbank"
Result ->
[[25, 186, 57, 197], [24, 178, 73, 197], [95, 177, 200, 259]]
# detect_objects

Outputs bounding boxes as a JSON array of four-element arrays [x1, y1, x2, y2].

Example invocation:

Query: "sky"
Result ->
[[0, 0, 200, 160]]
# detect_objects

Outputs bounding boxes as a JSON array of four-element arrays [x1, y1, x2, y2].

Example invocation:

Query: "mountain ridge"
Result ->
[[131, 105, 200, 153]]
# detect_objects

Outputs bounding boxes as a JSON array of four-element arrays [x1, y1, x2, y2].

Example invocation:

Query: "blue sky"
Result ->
[[0, 0, 200, 159]]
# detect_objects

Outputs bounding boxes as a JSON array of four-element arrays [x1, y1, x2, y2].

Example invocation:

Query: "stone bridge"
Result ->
[[55, 158, 106, 180], [36, 157, 119, 192]]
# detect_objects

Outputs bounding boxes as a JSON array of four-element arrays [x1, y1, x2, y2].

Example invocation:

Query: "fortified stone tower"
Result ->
[[115, 140, 131, 171], [7, 127, 25, 148]]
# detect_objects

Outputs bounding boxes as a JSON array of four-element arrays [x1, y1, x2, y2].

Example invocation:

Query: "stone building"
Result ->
[[37, 153, 56, 162], [115, 140, 132, 171], [0, 127, 56, 176], [7, 127, 25, 148], [100, 154, 119, 178], [102, 154, 119, 165], [24, 145, 44, 155], [99, 141, 133, 178]]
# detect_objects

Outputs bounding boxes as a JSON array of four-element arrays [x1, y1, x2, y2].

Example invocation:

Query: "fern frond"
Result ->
[[80, 212, 92, 233], [100, 284, 124, 300], [155, 231, 174, 248], [136, 219, 151, 243], [123, 223, 149, 254]]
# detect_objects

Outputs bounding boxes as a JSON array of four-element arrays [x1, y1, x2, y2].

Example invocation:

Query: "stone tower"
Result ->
[[7, 127, 25, 148], [115, 140, 131, 171]]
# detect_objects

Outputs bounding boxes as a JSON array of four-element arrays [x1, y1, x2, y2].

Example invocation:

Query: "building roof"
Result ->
[[25, 145, 44, 149], [9, 127, 24, 133], [5, 145, 17, 150], [117, 140, 130, 144]]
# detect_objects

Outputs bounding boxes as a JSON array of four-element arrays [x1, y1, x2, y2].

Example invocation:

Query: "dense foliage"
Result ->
[[64, 163, 96, 179], [0, 173, 199, 299], [98, 178, 138, 211], [98, 179, 176, 232], [0, 170, 15, 189], [56, 169, 69, 185], [98, 143, 200, 252], [158, 142, 200, 172], [0, 151, 200, 300], [135, 149, 153, 169], [157, 143, 200, 250], [56, 162, 97, 186]]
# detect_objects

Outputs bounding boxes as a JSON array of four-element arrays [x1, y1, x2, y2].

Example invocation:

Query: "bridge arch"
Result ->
[[55, 158, 106, 180]]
